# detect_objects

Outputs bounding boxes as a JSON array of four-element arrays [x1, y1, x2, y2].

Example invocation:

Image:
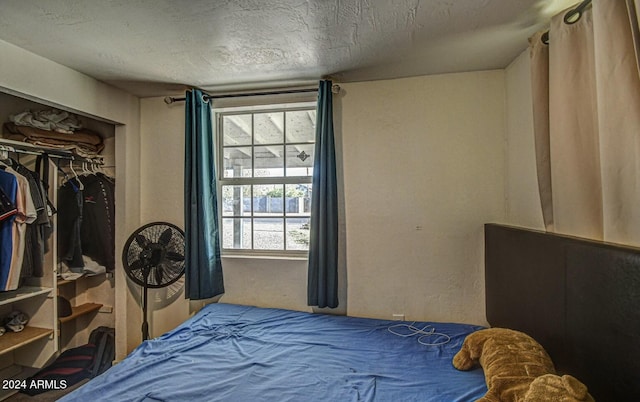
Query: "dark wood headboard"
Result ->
[[485, 224, 640, 401]]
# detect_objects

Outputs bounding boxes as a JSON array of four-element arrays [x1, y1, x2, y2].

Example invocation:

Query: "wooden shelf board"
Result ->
[[0, 326, 53, 356], [58, 273, 108, 287], [59, 303, 103, 324], [0, 287, 52, 307]]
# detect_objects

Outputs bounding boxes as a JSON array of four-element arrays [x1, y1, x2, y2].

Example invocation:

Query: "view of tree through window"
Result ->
[[217, 105, 316, 253]]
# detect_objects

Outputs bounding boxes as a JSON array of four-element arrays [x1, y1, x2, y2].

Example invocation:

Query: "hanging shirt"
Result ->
[[5, 166, 37, 290], [13, 162, 49, 278], [0, 169, 17, 291], [79, 173, 115, 272], [57, 177, 84, 271], [0, 187, 17, 221]]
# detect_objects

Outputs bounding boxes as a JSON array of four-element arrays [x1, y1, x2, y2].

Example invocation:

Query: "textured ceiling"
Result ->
[[0, 0, 579, 97]]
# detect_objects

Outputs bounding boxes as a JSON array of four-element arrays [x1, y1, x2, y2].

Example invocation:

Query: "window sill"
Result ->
[[221, 253, 308, 262]]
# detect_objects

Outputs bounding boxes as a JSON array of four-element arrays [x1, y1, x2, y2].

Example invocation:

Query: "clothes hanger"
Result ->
[[68, 158, 84, 190], [90, 160, 99, 175], [0, 146, 13, 168], [81, 161, 92, 176]]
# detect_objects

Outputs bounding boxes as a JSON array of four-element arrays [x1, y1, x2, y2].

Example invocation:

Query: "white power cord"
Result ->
[[387, 322, 451, 346]]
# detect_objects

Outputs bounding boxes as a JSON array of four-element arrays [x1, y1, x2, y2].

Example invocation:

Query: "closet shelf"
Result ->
[[59, 303, 103, 324], [57, 273, 104, 287], [0, 327, 54, 356], [0, 287, 53, 307]]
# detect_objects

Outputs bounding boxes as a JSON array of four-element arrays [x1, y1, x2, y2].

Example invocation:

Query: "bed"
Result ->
[[59, 223, 640, 401], [59, 303, 487, 401], [485, 224, 640, 401]]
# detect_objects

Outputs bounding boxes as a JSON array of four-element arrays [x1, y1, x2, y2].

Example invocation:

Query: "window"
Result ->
[[216, 103, 316, 255]]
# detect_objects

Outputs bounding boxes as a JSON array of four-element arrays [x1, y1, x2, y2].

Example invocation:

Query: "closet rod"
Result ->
[[0, 139, 103, 164], [0, 144, 39, 157], [164, 87, 320, 105], [541, 0, 592, 44]]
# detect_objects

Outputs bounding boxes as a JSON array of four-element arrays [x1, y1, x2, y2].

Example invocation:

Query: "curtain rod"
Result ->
[[541, 0, 592, 44], [164, 87, 321, 105]]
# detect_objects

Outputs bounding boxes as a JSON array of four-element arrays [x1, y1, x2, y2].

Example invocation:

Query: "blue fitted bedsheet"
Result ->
[[60, 303, 487, 402]]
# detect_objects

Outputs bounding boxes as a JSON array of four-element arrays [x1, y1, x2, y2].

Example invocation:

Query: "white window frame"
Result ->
[[215, 101, 316, 258]]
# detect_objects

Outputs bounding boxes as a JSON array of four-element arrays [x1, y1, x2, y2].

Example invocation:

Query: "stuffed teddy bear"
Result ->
[[524, 374, 594, 402], [453, 328, 591, 402]]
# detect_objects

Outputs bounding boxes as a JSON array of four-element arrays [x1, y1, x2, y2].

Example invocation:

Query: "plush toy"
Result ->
[[453, 328, 557, 402], [524, 374, 594, 402]]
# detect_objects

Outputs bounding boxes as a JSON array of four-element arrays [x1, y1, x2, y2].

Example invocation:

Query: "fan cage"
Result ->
[[123, 222, 185, 289]]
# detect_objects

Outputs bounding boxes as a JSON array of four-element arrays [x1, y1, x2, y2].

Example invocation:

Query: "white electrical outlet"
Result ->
[[392, 313, 405, 321]]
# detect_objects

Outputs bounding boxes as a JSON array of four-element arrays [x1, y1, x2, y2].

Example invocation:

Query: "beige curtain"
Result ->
[[531, 0, 640, 246], [628, 1, 640, 77]]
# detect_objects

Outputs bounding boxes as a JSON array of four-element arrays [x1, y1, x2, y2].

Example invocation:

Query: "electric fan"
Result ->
[[122, 222, 185, 341]]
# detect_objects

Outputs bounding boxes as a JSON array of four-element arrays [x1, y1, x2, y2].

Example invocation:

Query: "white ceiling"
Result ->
[[0, 0, 579, 98]]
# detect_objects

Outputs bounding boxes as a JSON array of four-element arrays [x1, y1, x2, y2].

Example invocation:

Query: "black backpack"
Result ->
[[21, 326, 115, 396], [88, 326, 115, 378]]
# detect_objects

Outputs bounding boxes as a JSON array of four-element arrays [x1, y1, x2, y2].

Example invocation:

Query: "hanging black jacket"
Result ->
[[79, 174, 115, 272], [57, 178, 84, 271]]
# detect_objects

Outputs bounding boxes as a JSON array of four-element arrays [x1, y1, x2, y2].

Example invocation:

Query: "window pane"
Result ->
[[218, 106, 316, 254], [254, 218, 284, 250], [223, 115, 252, 146], [224, 147, 252, 178], [254, 112, 283, 144], [286, 144, 314, 177], [286, 110, 315, 143], [254, 146, 284, 177], [286, 218, 310, 250], [253, 185, 283, 216], [222, 185, 251, 216], [285, 184, 311, 215], [222, 218, 251, 249]]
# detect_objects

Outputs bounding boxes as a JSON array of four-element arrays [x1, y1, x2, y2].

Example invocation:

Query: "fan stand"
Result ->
[[141, 265, 150, 341], [139, 244, 160, 341]]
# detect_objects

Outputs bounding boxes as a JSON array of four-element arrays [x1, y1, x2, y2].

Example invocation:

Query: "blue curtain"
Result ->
[[184, 89, 225, 300], [307, 80, 339, 308]]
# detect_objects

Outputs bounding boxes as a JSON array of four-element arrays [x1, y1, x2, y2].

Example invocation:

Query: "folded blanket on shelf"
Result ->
[[10, 109, 82, 134], [3, 123, 104, 157]]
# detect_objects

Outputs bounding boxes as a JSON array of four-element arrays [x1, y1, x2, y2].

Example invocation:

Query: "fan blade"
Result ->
[[166, 252, 185, 262], [158, 228, 173, 246], [136, 234, 150, 248], [129, 260, 143, 272], [155, 265, 164, 284]]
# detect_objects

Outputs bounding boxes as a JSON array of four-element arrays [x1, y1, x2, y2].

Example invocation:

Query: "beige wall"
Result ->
[[0, 39, 142, 360], [139, 70, 507, 328], [139, 98, 192, 337], [504, 50, 545, 230], [341, 72, 506, 326]]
